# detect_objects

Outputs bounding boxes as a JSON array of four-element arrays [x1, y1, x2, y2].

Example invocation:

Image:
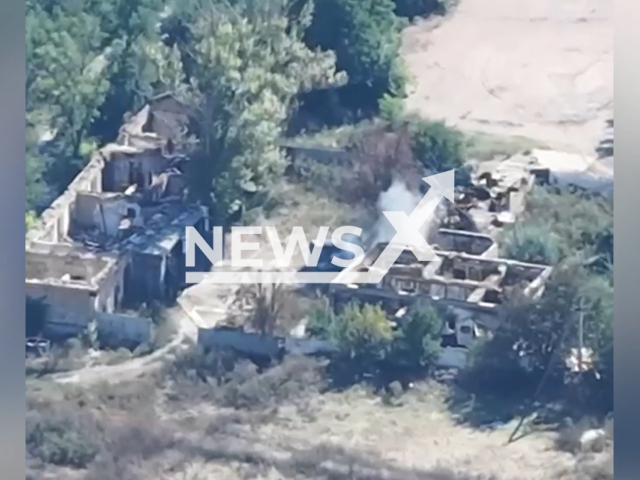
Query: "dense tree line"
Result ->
[[27, 0, 446, 221]]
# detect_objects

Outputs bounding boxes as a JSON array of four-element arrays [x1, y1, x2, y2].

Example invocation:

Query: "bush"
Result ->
[[26, 407, 103, 468], [405, 117, 465, 173], [390, 300, 443, 367], [345, 126, 424, 204], [310, 302, 393, 360], [502, 223, 561, 265], [164, 345, 326, 411], [524, 187, 613, 262], [221, 355, 326, 410]]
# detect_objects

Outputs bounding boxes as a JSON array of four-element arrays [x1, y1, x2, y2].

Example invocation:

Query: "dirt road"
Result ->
[[402, 0, 613, 155], [50, 305, 197, 385]]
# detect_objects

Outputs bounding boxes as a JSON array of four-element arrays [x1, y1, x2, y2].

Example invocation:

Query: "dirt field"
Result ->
[[402, 0, 613, 155]]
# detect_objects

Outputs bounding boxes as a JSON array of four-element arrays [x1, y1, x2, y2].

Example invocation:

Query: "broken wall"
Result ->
[[26, 153, 105, 245], [198, 327, 282, 358], [94, 255, 127, 314], [101, 146, 169, 192], [74, 192, 143, 237], [26, 282, 96, 328], [96, 312, 152, 349], [432, 230, 497, 258], [26, 251, 110, 282], [26, 251, 127, 329]]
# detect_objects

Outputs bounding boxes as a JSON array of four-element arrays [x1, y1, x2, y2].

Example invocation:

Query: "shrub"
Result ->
[[405, 116, 465, 173], [390, 300, 443, 367], [502, 223, 561, 265], [26, 407, 103, 468], [220, 355, 326, 410], [345, 126, 424, 204], [524, 187, 613, 262], [379, 93, 405, 123], [320, 302, 394, 360]]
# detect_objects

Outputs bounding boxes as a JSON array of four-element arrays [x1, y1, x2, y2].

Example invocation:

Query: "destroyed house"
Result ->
[[25, 94, 213, 336], [330, 237, 552, 332]]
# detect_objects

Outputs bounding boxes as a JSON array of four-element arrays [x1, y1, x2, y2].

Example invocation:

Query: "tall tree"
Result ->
[[27, 2, 112, 190], [299, 0, 405, 124], [86, 0, 165, 142], [157, 0, 345, 218]]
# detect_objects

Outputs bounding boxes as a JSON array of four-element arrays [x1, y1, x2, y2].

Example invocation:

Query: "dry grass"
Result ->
[[465, 132, 548, 162], [28, 356, 612, 480]]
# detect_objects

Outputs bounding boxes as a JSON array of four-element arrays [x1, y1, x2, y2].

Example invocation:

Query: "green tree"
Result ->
[[502, 223, 561, 265], [159, 0, 344, 217], [391, 300, 443, 367], [308, 302, 393, 360], [27, 2, 112, 190], [467, 265, 613, 404], [303, 0, 405, 119], [25, 122, 48, 214], [86, 0, 164, 142], [406, 116, 465, 173]]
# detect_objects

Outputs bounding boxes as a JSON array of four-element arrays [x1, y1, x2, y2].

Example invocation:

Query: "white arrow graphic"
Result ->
[[358, 170, 455, 284], [188, 170, 456, 285]]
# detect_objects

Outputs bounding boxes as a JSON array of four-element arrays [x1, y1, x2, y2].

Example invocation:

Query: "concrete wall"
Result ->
[[26, 153, 104, 245], [26, 282, 96, 327], [198, 327, 283, 358], [284, 145, 354, 167], [101, 148, 169, 192], [26, 251, 110, 282], [94, 255, 127, 314], [26, 252, 127, 328], [433, 230, 498, 258], [96, 312, 152, 348]]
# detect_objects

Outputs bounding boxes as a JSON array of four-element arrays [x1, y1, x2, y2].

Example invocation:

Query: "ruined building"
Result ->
[[329, 228, 553, 349], [25, 94, 212, 339]]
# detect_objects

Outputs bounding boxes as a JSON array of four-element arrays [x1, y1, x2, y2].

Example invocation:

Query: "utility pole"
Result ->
[[577, 297, 585, 374]]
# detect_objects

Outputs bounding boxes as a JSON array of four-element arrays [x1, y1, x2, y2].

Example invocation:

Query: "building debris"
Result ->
[[25, 93, 212, 344]]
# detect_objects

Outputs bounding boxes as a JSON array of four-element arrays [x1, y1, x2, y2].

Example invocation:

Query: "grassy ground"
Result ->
[[26, 352, 612, 480]]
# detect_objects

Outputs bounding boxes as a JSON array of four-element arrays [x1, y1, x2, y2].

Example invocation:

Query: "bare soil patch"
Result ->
[[402, 0, 613, 155]]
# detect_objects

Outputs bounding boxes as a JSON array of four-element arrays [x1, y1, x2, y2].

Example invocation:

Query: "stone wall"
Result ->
[[197, 327, 283, 358], [96, 312, 153, 349]]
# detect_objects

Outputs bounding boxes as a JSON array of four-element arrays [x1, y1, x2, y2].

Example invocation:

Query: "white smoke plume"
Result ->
[[369, 178, 441, 247]]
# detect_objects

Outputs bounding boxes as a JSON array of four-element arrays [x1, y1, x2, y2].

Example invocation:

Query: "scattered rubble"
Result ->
[[25, 93, 213, 346]]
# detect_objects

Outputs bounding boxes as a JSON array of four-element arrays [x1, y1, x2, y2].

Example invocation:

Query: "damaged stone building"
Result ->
[[25, 94, 212, 339], [329, 229, 553, 354]]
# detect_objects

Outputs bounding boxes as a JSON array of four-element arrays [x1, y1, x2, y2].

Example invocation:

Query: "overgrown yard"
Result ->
[[26, 349, 612, 480]]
